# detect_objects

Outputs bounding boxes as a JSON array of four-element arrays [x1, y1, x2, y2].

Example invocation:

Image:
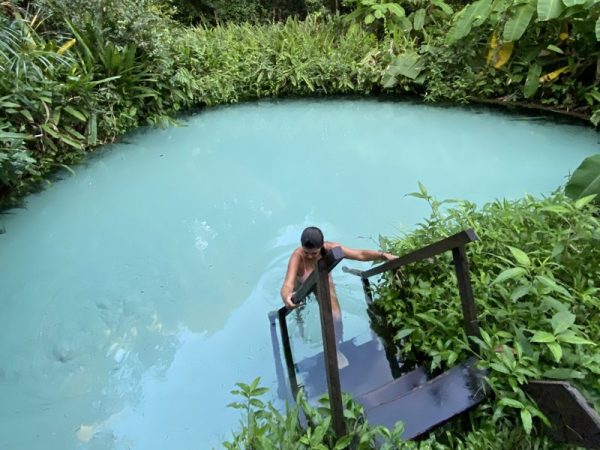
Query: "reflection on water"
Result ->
[[0, 99, 598, 449]]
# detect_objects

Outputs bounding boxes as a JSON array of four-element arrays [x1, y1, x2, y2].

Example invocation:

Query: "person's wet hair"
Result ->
[[301, 226, 324, 249]]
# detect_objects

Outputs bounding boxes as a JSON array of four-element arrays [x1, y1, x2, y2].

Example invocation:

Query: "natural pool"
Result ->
[[0, 99, 598, 450]]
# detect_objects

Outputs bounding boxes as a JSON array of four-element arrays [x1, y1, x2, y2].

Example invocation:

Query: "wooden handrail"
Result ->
[[347, 229, 478, 279]]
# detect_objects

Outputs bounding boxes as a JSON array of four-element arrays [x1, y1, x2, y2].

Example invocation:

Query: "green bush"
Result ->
[[371, 186, 599, 436]]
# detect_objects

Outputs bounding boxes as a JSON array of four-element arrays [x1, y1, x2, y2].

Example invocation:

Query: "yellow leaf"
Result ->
[[57, 39, 77, 55], [487, 32, 513, 68], [539, 65, 569, 83]]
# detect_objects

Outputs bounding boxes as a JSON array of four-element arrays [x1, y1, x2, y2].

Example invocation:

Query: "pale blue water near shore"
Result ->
[[0, 99, 598, 449]]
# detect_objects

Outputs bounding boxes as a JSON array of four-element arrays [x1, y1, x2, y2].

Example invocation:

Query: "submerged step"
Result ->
[[364, 358, 487, 440], [296, 337, 399, 400], [355, 366, 429, 410]]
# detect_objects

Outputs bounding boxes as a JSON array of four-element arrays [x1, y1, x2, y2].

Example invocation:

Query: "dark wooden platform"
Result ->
[[295, 335, 487, 440], [363, 358, 486, 440], [525, 381, 600, 449]]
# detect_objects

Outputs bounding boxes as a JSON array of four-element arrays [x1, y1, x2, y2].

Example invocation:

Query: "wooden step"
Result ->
[[355, 366, 429, 410], [364, 358, 487, 440], [296, 336, 400, 400]]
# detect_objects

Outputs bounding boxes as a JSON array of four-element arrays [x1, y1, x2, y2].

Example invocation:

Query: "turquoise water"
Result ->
[[0, 99, 598, 449]]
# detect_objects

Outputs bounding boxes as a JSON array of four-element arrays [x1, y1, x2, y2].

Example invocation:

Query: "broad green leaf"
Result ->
[[524, 64, 541, 98], [447, 0, 493, 43], [530, 331, 556, 343], [508, 246, 531, 267], [562, 0, 587, 5], [537, 0, 564, 20], [556, 333, 595, 345], [567, 159, 600, 200], [546, 341, 563, 362], [543, 368, 585, 379], [542, 297, 568, 312], [521, 409, 533, 434], [387, 51, 425, 80], [413, 9, 426, 30], [492, 267, 527, 284], [498, 398, 524, 409], [503, 4, 535, 41], [596, 16, 600, 40], [550, 311, 575, 334], [511, 284, 530, 301], [535, 275, 572, 298]]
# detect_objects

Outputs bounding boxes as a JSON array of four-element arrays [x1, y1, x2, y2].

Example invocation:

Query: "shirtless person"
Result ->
[[280, 226, 397, 364]]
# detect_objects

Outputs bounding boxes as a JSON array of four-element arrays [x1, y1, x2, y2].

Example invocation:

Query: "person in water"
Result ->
[[280, 226, 397, 366]]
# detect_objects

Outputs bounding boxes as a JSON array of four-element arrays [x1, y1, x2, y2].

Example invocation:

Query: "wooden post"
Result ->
[[278, 308, 300, 400], [316, 258, 346, 439], [362, 277, 373, 305], [452, 245, 481, 343]]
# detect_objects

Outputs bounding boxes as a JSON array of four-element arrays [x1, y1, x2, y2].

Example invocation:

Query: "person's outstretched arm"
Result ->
[[332, 242, 396, 262], [281, 251, 300, 309]]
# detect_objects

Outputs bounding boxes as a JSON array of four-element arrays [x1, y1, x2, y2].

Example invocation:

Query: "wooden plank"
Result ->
[[278, 308, 299, 400], [316, 257, 346, 439], [524, 381, 600, 449], [268, 311, 293, 401], [296, 336, 400, 400], [364, 358, 487, 440], [452, 245, 481, 340], [355, 367, 429, 409], [360, 229, 478, 279]]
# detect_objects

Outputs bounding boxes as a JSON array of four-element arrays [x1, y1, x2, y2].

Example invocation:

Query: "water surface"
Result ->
[[0, 99, 598, 449]]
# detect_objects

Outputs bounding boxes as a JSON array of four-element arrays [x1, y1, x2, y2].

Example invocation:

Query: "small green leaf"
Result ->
[[498, 398, 524, 409], [334, 435, 353, 450], [64, 106, 87, 122], [546, 44, 564, 54], [511, 285, 530, 301], [524, 64, 541, 98], [550, 311, 575, 334], [556, 333, 595, 345], [508, 246, 531, 267], [413, 9, 426, 30], [530, 331, 556, 343], [543, 368, 585, 379], [493, 267, 527, 284], [546, 341, 563, 362], [574, 194, 597, 209], [521, 409, 533, 434], [395, 328, 415, 340]]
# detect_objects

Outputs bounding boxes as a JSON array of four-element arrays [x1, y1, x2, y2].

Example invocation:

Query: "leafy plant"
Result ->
[[371, 187, 600, 439], [565, 154, 600, 200]]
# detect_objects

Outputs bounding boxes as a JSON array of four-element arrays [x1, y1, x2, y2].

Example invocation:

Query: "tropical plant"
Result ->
[[565, 154, 600, 200], [370, 186, 600, 437]]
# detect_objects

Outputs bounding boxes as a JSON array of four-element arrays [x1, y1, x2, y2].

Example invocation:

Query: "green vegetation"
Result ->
[[372, 187, 599, 440], [1, 0, 599, 207]]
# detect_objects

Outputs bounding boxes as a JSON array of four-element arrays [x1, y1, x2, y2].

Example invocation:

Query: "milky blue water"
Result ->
[[0, 99, 598, 450]]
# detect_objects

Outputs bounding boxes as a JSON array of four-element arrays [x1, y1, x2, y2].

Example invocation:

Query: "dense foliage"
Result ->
[[2, 0, 599, 208], [372, 187, 599, 444]]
